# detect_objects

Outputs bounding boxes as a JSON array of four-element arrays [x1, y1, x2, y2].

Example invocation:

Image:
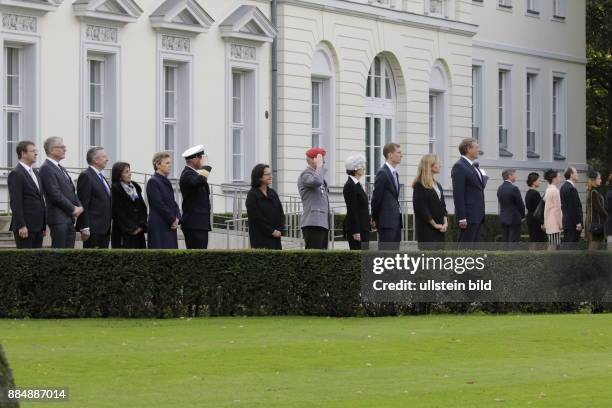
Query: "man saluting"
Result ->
[[179, 145, 212, 249]]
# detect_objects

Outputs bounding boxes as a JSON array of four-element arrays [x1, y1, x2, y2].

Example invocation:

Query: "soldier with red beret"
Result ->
[[297, 147, 330, 249]]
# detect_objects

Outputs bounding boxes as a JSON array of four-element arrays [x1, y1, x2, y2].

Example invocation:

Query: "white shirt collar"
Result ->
[[47, 157, 62, 167], [461, 155, 474, 166], [186, 165, 199, 173], [19, 161, 33, 172], [385, 161, 397, 173], [566, 180, 575, 186], [504, 179, 514, 185], [349, 175, 360, 184], [89, 165, 104, 176]]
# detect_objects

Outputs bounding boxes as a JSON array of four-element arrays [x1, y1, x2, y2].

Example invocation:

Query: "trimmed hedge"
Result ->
[[0, 250, 610, 318], [0, 344, 19, 408]]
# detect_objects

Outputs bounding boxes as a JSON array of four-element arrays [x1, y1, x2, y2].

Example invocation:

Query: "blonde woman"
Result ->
[[543, 169, 563, 250], [412, 154, 448, 249], [585, 170, 607, 250]]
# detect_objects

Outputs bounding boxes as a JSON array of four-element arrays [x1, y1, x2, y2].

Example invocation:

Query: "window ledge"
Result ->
[[497, 5, 513, 13], [527, 151, 541, 159], [526, 10, 540, 18], [499, 148, 514, 158], [552, 15, 566, 23], [553, 154, 566, 161]]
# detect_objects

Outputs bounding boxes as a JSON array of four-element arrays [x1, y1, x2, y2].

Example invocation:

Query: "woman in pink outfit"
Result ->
[[543, 169, 563, 250]]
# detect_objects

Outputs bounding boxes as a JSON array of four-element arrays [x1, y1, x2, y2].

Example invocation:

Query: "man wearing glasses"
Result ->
[[39, 137, 84, 248]]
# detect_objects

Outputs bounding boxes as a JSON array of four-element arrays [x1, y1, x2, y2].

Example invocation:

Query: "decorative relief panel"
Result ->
[[231, 44, 256, 61], [86, 25, 118, 43], [161, 35, 190, 52], [2, 14, 37, 33]]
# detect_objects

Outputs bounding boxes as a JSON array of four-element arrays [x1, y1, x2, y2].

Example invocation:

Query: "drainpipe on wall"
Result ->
[[271, 0, 278, 190]]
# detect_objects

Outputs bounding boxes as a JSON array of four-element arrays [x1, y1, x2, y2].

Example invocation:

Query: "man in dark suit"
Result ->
[[343, 155, 370, 250], [39, 137, 83, 248], [8, 141, 46, 248], [560, 166, 583, 246], [497, 169, 525, 245], [179, 145, 212, 249], [451, 138, 487, 244], [371, 142, 403, 250], [76, 147, 112, 248]]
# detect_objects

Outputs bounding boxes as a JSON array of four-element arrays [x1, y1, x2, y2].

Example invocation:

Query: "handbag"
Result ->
[[533, 196, 545, 224], [589, 190, 604, 237]]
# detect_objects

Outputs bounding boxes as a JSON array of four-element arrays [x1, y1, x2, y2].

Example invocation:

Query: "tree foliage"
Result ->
[[586, 0, 612, 176]]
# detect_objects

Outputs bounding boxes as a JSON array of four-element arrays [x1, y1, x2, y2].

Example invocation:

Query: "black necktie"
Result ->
[[394, 171, 400, 193], [58, 164, 72, 182], [472, 162, 482, 182]]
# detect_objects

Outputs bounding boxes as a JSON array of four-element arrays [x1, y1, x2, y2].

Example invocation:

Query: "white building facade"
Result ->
[[0, 0, 586, 213]]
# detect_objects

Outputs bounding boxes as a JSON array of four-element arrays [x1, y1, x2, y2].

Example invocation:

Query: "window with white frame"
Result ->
[[552, 76, 565, 160], [498, 69, 512, 157], [159, 57, 191, 178], [366, 56, 393, 100], [87, 57, 104, 150], [526, 73, 540, 158], [365, 117, 393, 184], [163, 64, 177, 166], [428, 94, 436, 154], [2, 42, 36, 169], [311, 80, 321, 148], [311, 47, 334, 183], [471, 65, 483, 150], [365, 55, 395, 185], [4, 46, 22, 168], [526, 0, 538, 13], [553, 0, 565, 18], [231, 71, 244, 182], [84, 51, 118, 164]]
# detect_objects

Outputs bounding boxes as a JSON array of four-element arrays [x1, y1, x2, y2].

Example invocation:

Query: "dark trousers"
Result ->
[[563, 228, 581, 243], [13, 231, 44, 249], [458, 223, 481, 244], [302, 226, 328, 250], [501, 224, 521, 243], [83, 233, 110, 248], [347, 230, 370, 250], [183, 229, 209, 249], [49, 223, 76, 248], [378, 227, 401, 250], [562, 227, 581, 249]]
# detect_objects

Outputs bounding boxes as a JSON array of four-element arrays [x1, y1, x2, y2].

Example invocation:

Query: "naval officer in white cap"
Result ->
[[179, 145, 212, 249]]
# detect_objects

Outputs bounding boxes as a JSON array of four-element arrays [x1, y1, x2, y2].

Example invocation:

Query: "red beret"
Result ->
[[306, 147, 326, 158]]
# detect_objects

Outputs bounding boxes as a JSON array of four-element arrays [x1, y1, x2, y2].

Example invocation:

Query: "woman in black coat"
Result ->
[[146, 152, 181, 249], [342, 155, 370, 250], [412, 154, 447, 249], [111, 162, 147, 248], [524, 172, 547, 244], [246, 164, 285, 249]]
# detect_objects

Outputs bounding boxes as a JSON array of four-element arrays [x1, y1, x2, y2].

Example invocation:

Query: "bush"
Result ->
[[0, 250, 610, 318], [0, 344, 19, 408]]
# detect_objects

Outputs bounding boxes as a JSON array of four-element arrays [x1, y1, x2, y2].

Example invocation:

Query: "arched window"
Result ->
[[365, 55, 396, 184], [429, 63, 449, 185], [311, 45, 335, 182]]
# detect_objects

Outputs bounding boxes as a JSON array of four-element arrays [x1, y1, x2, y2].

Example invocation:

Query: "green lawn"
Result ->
[[1, 315, 611, 407]]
